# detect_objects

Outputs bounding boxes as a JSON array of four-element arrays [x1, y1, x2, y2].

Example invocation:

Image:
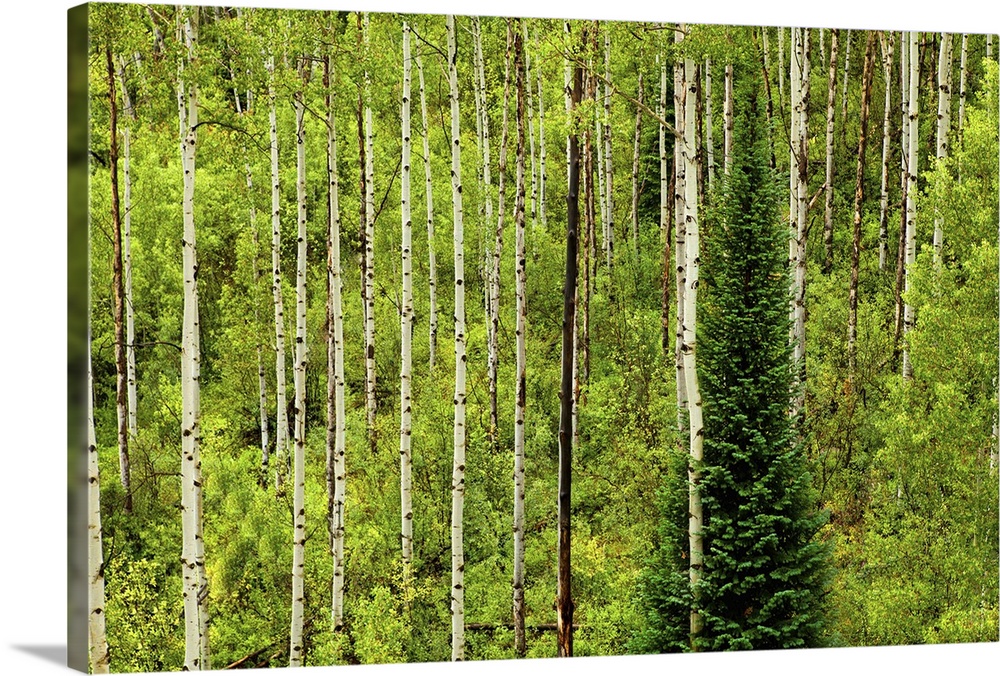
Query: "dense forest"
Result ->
[[83, 3, 999, 671]]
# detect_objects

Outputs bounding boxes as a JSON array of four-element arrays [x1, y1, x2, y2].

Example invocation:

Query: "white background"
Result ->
[[1, 0, 997, 674]]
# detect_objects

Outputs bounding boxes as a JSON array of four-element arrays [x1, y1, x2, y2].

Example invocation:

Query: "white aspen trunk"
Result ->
[[704, 58, 715, 192], [247, 163, 270, 473], [178, 9, 208, 668], [107, 48, 131, 517], [903, 31, 919, 381], [363, 13, 377, 449], [289, 62, 309, 669], [597, 101, 607, 261], [879, 32, 895, 271], [537, 28, 549, 232], [631, 72, 643, 256], [87, 344, 110, 674], [842, 30, 852, 125], [778, 27, 785, 99], [988, 35, 993, 60], [524, 21, 538, 233], [895, 30, 910, 343], [268, 56, 290, 492], [958, 34, 968, 136], [603, 32, 614, 269], [417, 54, 438, 372], [117, 57, 138, 448], [795, 29, 810, 408], [400, 23, 415, 571], [674, 26, 688, 438], [824, 29, 839, 274], [659, 53, 668, 245], [934, 32, 954, 266], [789, 27, 801, 355], [490, 24, 512, 458], [512, 22, 528, 656], [474, 17, 494, 332], [447, 15, 467, 661], [682, 49, 705, 646], [724, 63, 733, 175], [325, 51, 347, 633]]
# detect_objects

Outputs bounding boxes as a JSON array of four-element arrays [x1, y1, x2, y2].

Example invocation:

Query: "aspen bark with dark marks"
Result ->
[[116, 56, 138, 454], [878, 32, 895, 271], [363, 13, 377, 453], [674, 25, 688, 442], [324, 47, 347, 632], [489, 23, 512, 459], [682, 44, 705, 648], [823, 29, 839, 276], [537, 28, 549, 233], [88, 343, 110, 674], [934, 32, 953, 266], [288, 58, 309, 668], [400, 22, 414, 571], [267, 54, 290, 492], [902, 31, 919, 381], [417, 53, 438, 372], [446, 15, 467, 661], [107, 46, 132, 516], [177, 9, 209, 667], [512, 23, 528, 656]]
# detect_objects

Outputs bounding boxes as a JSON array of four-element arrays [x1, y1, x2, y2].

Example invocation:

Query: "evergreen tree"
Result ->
[[635, 71, 831, 653]]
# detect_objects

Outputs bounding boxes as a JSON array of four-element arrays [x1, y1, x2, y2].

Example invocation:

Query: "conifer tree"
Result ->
[[635, 70, 829, 653]]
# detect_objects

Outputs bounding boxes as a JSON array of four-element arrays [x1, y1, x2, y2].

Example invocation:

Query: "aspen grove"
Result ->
[[85, 5, 998, 671]]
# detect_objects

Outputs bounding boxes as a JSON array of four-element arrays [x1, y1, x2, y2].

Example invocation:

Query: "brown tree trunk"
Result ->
[[557, 48, 583, 661]]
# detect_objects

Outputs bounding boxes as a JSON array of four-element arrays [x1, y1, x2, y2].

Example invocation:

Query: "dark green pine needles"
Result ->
[[634, 74, 830, 654]]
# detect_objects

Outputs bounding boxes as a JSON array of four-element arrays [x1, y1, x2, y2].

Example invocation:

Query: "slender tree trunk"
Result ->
[[934, 32, 953, 266], [87, 344, 110, 674], [512, 22, 528, 657], [841, 29, 853, 148], [659, 52, 671, 355], [823, 29, 839, 275], [324, 49, 347, 633], [563, 22, 580, 453], [177, 9, 209, 668], [604, 33, 615, 272], [778, 27, 785, 99], [682, 48, 705, 648], [631, 72, 643, 256], [789, 26, 801, 384], [878, 32, 895, 271], [245, 161, 270, 477], [524, 22, 538, 233], [489, 24, 513, 459], [724, 63, 734, 175], [446, 15, 467, 661], [400, 21, 415, 575], [705, 58, 715, 192], [537, 28, 549, 232], [363, 13, 378, 454], [107, 46, 132, 516], [289, 60, 309, 669], [268, 56, 290, 492], [957, 34, 968, 139], [474, 17, 495, 338], [791, 27, 810, 417], [557, 50, 582, 661], [417, 54, 438, 372], [117, 56, 138, 454], [894, 31, 909, 354], [674, 25, 688, 443], [821, 27, 827, 67], [902, 31, 919, 381], [848, 32, 877, 376]]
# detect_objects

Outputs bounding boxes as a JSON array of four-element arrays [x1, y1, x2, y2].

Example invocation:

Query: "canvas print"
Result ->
[[70, 1, 999, 671]]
